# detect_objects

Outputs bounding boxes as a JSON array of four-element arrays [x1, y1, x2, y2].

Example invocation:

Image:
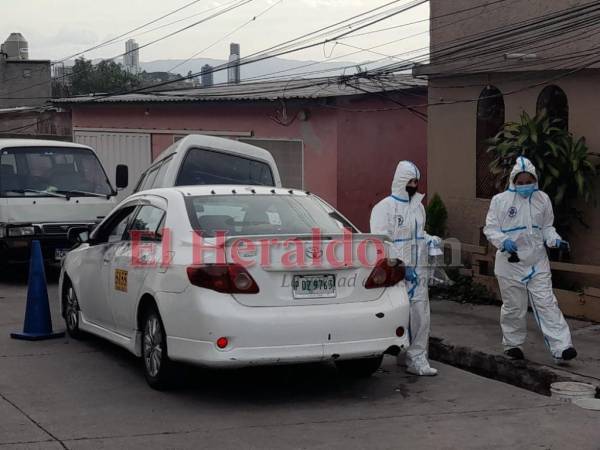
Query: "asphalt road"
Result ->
[[1, 267, 599, 449]]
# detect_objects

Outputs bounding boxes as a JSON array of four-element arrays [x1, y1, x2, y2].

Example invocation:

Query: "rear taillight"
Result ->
[[365, 259, 405, 289], [187, 264, 259, 294]]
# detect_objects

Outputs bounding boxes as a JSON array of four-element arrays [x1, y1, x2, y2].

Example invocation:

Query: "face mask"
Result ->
[[406, 186, 418, 198], [515, 184, 536, 198]]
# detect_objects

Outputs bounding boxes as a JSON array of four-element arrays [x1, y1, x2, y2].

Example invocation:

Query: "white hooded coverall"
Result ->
[[484, 156, 572, 357], [370, 161, 439, 374]]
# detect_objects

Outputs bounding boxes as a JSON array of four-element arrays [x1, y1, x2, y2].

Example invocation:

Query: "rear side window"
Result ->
[[128, 205, 166, 241], [175, 148, 274, 187]]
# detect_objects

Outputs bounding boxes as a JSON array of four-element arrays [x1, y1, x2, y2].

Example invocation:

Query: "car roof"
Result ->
[[134, 185, 309, 198], [153, 134, 277, 165], [0, 139, 93, 151]]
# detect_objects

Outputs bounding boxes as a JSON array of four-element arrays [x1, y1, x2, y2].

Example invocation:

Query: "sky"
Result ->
[[1, 0, 429, 65]]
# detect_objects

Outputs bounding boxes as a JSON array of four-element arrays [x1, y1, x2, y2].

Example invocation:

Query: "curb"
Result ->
[[429, 336, 600, 397]]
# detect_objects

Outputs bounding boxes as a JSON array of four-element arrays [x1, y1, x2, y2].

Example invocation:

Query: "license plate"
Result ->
[[55, 248, 68, 261], [292, 274, 336, 299]]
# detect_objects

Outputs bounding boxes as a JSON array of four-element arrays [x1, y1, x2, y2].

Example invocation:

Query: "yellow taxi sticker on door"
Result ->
[[115, 269, 128, 292]]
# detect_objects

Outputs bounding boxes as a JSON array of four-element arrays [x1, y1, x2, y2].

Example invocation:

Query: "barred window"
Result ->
[[476, 86, 505, 199], [537, 85, 568, 130]]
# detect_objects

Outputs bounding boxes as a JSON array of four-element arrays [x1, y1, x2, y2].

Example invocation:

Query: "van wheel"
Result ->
[[335, 356, 383, 378], [63, 283, 84, 339], [142, 307, 174, 390]]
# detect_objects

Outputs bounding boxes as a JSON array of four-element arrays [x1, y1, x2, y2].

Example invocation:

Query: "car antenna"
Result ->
[[211, 190, 216, 195], [270, 189, 276, 194], [288, 190, 294, 194], [232, 189, 237, 194], [251, 188, 256, 194]]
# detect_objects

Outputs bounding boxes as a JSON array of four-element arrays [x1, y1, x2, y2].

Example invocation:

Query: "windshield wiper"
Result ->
[[57, 190, 111, 199], [4, 189, 69, 199]]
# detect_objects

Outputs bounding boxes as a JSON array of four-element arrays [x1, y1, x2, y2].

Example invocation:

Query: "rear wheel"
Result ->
[[63, 282, 84, 339], [335, 356, 383, 378], [142, 307, 174, 390]]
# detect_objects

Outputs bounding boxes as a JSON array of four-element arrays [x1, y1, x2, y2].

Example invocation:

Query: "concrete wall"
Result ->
[[336, 95, 427, 231], [69, 93, 427, 232], [426, 0, 600, 74], [0, 60, 51, 108], [0, 109, 71, 138], [428, 70, 600, 264]]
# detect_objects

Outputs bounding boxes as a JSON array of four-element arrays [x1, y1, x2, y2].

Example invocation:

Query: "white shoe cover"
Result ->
[[406, 365, 438, 376]]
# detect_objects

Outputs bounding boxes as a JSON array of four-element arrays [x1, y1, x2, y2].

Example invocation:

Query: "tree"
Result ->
[[486, 111, 598, 234], [71, 57, 140, 95]]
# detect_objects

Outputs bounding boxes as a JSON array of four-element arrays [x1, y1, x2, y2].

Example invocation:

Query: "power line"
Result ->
[[167, 0, 286, 74]]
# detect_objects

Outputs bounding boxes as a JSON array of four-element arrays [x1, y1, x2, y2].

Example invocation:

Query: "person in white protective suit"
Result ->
[[484, 156, 577, 362], [370, 161, 441, 376]]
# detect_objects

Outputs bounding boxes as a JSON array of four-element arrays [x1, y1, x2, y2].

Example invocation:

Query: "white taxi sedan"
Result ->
[[59, 186, 409, 389]]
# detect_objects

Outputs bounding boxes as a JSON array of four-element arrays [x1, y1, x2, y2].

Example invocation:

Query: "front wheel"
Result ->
[[63, 283, 84, 339], [142, 308, 174, 390], [335, 356, 383, 378]]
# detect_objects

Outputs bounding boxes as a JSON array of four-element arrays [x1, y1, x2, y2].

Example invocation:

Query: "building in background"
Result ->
[[124, 39, 140, 73], [201, 64, 214, 87], [53, 75, 427, 230], [227, 43, 240, 84], [1, 32, 28, 60], [0, 33, 50, 108]]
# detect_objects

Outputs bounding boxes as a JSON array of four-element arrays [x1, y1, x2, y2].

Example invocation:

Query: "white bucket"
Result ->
[[550, 382, 597, 403]]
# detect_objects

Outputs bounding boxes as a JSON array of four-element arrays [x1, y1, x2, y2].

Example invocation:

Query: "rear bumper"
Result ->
[[167, 336, 405, 368], [160, 285, 410, 368]]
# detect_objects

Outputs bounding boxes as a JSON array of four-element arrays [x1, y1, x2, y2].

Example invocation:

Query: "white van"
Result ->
[[0, 139, 127, 263], [133, 135, 281, 192]]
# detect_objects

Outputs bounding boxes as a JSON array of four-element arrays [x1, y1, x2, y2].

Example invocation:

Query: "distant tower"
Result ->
[[1, 33, 29, 60], [227, 42, 240, 84], [201, 64, 214, 87], [124, 39, 140, 73]]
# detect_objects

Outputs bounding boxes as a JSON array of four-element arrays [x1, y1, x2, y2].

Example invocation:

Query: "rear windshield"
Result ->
[[185, 195, 356, 237], [175, 148, 275, 187]]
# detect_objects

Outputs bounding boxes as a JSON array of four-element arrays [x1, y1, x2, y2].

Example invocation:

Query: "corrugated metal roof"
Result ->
[[52, 75, 426, 105]]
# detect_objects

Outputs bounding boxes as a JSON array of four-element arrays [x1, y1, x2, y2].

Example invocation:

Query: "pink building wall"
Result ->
[[71, 94, 426, 232]]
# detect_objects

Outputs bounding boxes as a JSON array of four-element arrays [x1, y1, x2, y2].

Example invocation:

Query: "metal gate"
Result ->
[[73, 131, 152, 199]]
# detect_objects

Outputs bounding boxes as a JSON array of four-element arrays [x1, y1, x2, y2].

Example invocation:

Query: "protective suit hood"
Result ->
[[391, 160, 421, 199], [509, 156, 538, 191]]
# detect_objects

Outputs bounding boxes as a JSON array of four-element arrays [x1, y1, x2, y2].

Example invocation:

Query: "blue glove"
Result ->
[[502, 239, 518, 253], [555, 239, 570, 250], [405, 267, 418, 283]]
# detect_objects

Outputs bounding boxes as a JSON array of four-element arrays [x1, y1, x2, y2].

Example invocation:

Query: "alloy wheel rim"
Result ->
[[143, 316, 163, 377], [65, 287, 79, 331]]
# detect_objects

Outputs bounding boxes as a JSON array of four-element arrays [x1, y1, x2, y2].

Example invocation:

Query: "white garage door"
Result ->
[[73, 131, 151, 199]]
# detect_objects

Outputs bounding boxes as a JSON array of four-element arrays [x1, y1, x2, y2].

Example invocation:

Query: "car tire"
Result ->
[[141, 307, 174, 390], [335, 356, 383, 378], [63, 282, 84, 339]]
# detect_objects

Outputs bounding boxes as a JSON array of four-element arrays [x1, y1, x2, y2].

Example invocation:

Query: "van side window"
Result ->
[[152, 157, 172, 189], [175, 148, 275, 187], [140, 166, 159, 191]]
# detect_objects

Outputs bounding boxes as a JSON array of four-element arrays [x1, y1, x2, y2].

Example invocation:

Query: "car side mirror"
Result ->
[[116, 165, 128, 189], [68, 227, 90, 245]]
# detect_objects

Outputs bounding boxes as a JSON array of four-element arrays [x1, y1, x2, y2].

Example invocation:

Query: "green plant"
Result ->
[[487, 111, 598, 234], [425, 193, 448, 237]]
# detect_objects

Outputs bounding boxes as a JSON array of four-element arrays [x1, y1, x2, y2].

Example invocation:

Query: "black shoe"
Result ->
[[561, 347, 577, 361], [504, 347, 525, 360]]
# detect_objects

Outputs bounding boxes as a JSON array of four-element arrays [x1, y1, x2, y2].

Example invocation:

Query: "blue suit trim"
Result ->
[[521, 266, 537, 283], [391, 195, 409, 203]]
